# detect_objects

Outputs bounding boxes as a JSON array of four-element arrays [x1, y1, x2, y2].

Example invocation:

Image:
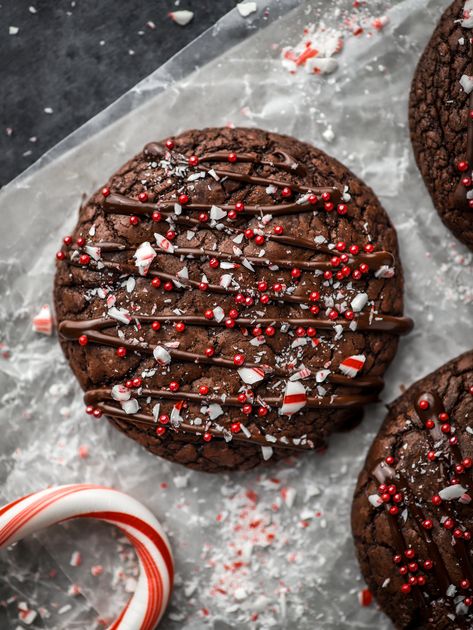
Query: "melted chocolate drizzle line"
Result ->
[[87, 399, 312, 452], [104, 190, 340, 220], [90, 231, 394, 274], [59, 307, 412, 346], [85, 387, 378, 411], [144, 143, 314, 185], [102, 196, 395, 267], [57, 317, 385, 386], [68, 315, 385, 389]]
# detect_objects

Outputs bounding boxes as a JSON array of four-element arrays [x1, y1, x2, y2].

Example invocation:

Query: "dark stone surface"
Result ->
[[0, 0, 235, 187]]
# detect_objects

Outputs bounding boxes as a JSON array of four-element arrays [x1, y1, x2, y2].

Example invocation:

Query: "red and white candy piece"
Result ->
[[32, 304, 54, 336], [0, 484, 174, 629], [281, 381, 307, 415], [339, 354, 366, 378]]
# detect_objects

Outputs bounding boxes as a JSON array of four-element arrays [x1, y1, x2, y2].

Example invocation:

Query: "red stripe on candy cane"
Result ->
[[0, 485, 173, 629]]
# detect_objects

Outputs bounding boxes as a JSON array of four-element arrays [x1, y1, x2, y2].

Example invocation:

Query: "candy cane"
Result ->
[[0, 484, 173, 629]]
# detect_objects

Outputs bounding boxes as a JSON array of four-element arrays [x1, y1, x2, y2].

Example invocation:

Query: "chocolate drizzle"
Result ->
[[58, 137, 413, 454]]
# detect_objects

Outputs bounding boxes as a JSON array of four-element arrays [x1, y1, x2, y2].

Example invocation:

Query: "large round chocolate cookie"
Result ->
[[409, 0, 473, 250], [352, 351, 473, 629], [54, 127, 412, 473]]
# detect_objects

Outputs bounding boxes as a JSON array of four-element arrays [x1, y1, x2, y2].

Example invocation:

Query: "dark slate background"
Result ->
[[0, 0, 236, 187]]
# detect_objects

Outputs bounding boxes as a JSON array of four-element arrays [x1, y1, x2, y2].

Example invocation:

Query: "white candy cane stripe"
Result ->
[[0, 484, 173, 630]]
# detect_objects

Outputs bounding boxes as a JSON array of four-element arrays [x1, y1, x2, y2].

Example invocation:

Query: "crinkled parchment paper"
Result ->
[[1, 0, 472, 628]]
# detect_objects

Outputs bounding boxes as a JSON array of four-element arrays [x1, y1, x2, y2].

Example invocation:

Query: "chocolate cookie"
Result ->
[[409, 0, 473, 250], [54, 127, 412, 473], [352, 351, 473, 629]]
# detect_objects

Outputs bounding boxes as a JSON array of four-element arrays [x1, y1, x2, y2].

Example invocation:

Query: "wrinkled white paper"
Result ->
[[0, 0, 472, 628]]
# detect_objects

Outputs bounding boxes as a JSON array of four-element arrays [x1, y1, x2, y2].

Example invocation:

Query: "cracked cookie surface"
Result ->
[[54, 127, 410, 472]]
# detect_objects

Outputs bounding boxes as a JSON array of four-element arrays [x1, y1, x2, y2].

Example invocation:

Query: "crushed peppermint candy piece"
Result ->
[[153, 345, 172, 365], [281, 381, 307, 415], [238, 366, 266, 384], [32, 304, 54, 335], [213, 306, 225, 322], [155, 232, 175, 253], [460, 74, 473, 94], [133, 241, 156, 275], [108, 306, 132, 325], [438, 484, 467, 501], [237, 1, 257, 17], [339, 354, 366, 378], [351, 292, 368, 312], [168, 10, 194, 26], [316, 369, 330, 383], [261, 446, 273, 461], [121, 398, 140, 414], [368, 494, 383, 508], [111, 384, 131, 402]]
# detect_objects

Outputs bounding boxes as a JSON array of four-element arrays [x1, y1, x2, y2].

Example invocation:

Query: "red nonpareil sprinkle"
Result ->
[[102, 187, 110, 197], [203, 432, 212, 442], [116, 347, 127, 358], [199, 385, 209, 395], [169, 381, 179, 392], [178, 193, 189, 205], [130, 215, 139, 225], [138, 192, 148, 203], [273, 225, 284, 235], [165, 138, 174, 149], [78, 335, 88, 346], [56, 250, 66, 260], [152, 210, 162, 222], [188, 155, 199, 166], [359, 588, 372, 607], [151, 277, 161, 288], [228, 152, 238, 163], [235, 201, 245, 212]]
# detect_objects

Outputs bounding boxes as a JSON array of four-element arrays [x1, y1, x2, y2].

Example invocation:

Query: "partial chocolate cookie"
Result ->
[[352, 351, 473, 629], [54, 127, 412, 473], [409, 0, 473, 250]]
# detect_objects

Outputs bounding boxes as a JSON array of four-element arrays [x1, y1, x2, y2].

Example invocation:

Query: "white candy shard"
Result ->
[[438, 484, 467, 501], [108, 306, 131, 325], [316, 369, 330, 383], [237, 1, 257, 17], [121, 398, 140, 415], [213, 306, 225, 322], [261, 446, 274, 461], [368, 494, 383, 508], [238, 366, 266, 384], [305, 57, 339, 75], [169, 10, 194, 26], [210, 205, 227, 220], [351, 292, 368, 312], [460, 74, 473, 94], [133, 241, 156, 276], [153, 345, 172, 365]]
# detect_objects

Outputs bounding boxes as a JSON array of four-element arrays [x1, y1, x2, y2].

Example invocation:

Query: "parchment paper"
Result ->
[[1, 0, 472, 628]]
